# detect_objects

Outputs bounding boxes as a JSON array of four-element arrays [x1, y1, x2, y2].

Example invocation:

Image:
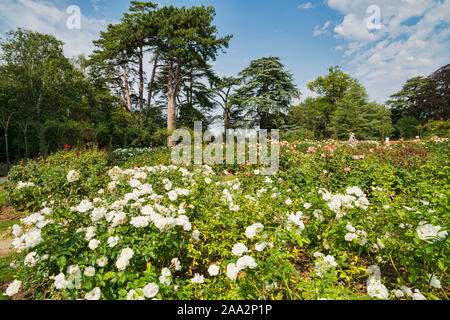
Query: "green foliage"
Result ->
[[288, 97, 330, 139], [233, 57, 300, 129], [419, 119, 450, 138], [0, 28, 127, 162], [396, 117, 420, 139], [329, 81, 393, 140], [208, 75, 241, 130], [386, 76, 427, 124], [413, 64, 450, 124], [307, 66, 353, 106], [2, 138, 448, 300], [153, 5, 232, 135], [7, 148, 110, 211], [387, 65, 450, 138], [280, 127, 315, 142], [0, 255, 16, 286], [113, 147, 170, 165], [288, 80, 393, 140], [0, 220, 20, 233]]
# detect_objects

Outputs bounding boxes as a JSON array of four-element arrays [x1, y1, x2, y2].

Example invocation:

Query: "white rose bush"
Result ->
[[2, 139, 449, 300]]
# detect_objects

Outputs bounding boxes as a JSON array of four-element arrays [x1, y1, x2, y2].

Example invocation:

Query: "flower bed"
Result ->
[[2, 139, 449, 300]]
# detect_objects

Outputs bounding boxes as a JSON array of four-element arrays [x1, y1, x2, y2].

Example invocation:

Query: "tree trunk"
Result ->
[[259, 109, 267, 130], [5, 129, 9, 172], [3, 112, 15, 170], [224, 105, 231, 130], [23, 121, 29, 159], [146, 53, 159, 115], [138, 45, 144, 116], [121, 64, 133, 112], [188, 72, 193, 107], [167, 84, 177, 147], [167, 60, 179, 147]]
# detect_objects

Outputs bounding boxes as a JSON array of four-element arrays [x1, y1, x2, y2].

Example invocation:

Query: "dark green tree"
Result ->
[[90, 23, 135, 113], [122, 1, 159, 115], [288, 97, 330, 139], [233, 56, 300, 129], [414, 64, 450, 124], [153, 5, 232, 145], [327, 80, 393, 140], [395, 116, 419, 139], [386, 76, 427, 124]]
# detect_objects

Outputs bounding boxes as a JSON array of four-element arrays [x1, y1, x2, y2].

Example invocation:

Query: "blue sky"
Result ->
[[1, 0, 449, 105]]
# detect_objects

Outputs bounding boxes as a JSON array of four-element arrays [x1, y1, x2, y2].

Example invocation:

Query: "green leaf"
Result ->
[[57, 256, 66, 268], [103, 271, 116, 280]]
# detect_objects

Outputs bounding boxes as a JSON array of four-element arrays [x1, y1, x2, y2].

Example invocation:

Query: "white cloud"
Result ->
[[0, 0, 115, 58], [298, 2, 315, 9], [322, 0, 450, 102], [333, 13, 380, 42], [313, 21, 332, 36]]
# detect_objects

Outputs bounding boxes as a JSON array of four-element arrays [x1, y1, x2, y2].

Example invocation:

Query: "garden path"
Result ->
[[0, 233, 11, 258]]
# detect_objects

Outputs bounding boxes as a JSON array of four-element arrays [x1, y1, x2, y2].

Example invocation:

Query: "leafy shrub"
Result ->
[[419, 119, 450, 138], [8, 147, 110, 211], [395, 117, 419, 139], [3, 138, 448, 300]]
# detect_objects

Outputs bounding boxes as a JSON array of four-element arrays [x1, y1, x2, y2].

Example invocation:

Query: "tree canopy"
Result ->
[[233, 56, 300, 129]]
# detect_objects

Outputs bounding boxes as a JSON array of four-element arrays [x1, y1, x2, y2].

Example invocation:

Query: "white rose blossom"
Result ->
[[208, 264, 220, 276], [5, 280, 21, 296]]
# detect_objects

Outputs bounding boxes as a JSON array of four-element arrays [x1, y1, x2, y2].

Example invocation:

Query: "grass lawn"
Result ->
[[0, 182, 17, 300], [0, 184, 7, 207], [0, 219, 20, 233], [0, 255, 15, 300]]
